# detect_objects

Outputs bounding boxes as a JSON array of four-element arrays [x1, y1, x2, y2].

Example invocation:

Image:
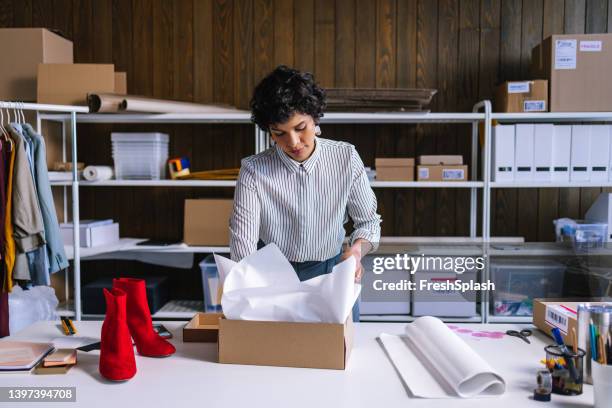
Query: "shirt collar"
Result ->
[[275, 137, 321, 174]]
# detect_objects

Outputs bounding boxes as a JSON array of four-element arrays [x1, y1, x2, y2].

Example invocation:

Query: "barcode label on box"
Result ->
[[580, 40, 602, 52], [555, 39, 577, 70], [419, 167, 429, 179], [524, 100, 546, 112], [508, 82, 530, 94], [545, 304, 574, 334], [442, 169, 464, 180]]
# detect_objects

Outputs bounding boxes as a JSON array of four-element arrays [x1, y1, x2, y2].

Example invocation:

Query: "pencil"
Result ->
[[571, 328, 578, 354], [598, 335, 607, 365]]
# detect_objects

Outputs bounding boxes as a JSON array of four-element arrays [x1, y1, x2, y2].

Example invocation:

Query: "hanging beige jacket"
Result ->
[[8, 126, 45, 281]]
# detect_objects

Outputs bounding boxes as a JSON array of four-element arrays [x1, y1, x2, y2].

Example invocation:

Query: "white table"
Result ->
[[0, 321, 595, 408]]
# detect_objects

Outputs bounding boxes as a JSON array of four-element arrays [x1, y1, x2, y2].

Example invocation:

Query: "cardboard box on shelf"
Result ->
[[218, 316, 353, 370], [417, 165, 468, 182], [494, 80, 548, 112], [531, 34, 612, 111], [0, 28, 73, 101], [375, 158, 414, 181], [37, 63, 115, 105], [183, 313, 223, 342], [418, 155, 463, 165], [114, 72, 127, 95], [183, 199, 233, 246]]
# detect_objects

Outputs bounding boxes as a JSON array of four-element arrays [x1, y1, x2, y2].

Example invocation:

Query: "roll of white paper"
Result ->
[[83, 166, 114, 181]]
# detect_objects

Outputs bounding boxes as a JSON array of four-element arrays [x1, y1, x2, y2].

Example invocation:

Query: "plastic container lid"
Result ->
[[111, 132, 169, 143]]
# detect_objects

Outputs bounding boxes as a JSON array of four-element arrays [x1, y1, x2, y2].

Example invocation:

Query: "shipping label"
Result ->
[[523, 100, 546, 112], [555, 39, 577, 69]]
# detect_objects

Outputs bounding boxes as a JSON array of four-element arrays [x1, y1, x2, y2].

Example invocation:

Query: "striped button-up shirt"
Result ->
[[230, 137, 381, 262]]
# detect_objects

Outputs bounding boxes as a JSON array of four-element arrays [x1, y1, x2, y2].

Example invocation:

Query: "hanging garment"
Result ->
[[24, 124, 68, 274], [7, 125, 45, 282], [14, 124, 48, 286], [3, 138, 15, 292], [0, 140, 10, 337]]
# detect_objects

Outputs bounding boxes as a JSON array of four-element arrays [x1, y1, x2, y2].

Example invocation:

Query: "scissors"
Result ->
[[506, 329, 533, 344]]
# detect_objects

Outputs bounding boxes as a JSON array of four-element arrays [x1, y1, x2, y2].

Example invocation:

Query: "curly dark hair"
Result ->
[[250, 65, 326, 131]]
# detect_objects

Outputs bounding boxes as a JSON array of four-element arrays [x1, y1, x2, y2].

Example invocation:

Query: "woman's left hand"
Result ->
[[340, 245, 364, 283]]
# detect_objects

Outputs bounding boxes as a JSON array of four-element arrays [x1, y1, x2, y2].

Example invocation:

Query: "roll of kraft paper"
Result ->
[[88, 93, 242, 114], [83, 166, 114, 181], [87, 94, 125, 113]]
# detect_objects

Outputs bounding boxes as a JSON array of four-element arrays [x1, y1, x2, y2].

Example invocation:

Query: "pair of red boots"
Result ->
[[99, 278, 175, 381]]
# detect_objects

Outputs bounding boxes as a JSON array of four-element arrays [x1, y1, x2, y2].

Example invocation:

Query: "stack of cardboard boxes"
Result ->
[[417, 155, 468, 182], [0, 28, 127, 104], [496, 33, 612, 112]]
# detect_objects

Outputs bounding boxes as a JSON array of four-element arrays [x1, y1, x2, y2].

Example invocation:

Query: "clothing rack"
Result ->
[[0, 101, 88, 320]]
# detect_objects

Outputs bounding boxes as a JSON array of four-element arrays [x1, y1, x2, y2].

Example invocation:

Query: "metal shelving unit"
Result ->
[[483, 108, 612, 323], [44, 106, 490, 321]]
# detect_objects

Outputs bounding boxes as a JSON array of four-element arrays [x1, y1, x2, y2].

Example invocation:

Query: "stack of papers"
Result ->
[[379, 316, 506, 398], [214, 243, 360, 323]]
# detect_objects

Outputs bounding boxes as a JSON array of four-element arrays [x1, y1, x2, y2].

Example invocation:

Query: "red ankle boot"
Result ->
[[99, 288, 137, 381], [113, 278, 175, 357]]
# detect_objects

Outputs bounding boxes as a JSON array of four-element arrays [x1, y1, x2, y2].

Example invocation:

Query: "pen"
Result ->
[[590, 322, 598, 362], [552, 327, 579, 381]]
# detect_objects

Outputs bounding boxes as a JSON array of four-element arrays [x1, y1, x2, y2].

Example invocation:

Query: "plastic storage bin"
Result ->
[[554, 219, 608, 252], [491, 259, 566, 316], [111, 132, 169, 180], [199, 255, 222, 312]]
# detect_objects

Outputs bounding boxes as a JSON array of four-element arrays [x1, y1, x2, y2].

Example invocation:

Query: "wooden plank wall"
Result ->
[[0, 0, 611, 246]]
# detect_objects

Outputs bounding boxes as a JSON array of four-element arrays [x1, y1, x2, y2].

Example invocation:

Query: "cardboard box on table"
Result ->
[[37, 63, 115, 105], [0, 28, 73, 101], [494, 80, 548, 112], [417, 165, 468, 181], [183, 199, 233, 246], [183, 313, 354, 370], [531, 34, 612, 111], [533, 298, 612, 344], [375, 158, 414, 181]]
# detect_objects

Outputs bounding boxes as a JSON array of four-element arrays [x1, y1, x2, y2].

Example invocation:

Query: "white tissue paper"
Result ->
[[214, 243, 360, 323]]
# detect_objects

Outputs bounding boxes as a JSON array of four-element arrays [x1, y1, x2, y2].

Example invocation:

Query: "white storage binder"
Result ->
[[514, 124, 535, 181], [533, 124, 554, 181], [570, 125, 591, 182], [492, 125, 515, 182]]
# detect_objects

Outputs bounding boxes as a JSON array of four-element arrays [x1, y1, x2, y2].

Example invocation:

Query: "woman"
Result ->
[[230, 66, 381, 320]]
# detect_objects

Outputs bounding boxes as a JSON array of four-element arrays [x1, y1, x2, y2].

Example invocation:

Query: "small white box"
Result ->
[[60, 222, 120, 248], [492, 125, 515, 182], [571, 125, 591, 181], [360, 255, 411, 315], [552, 125, 572, 182], [412, 270, 478, 317], [515, 124, 535, 180], [533, 124, 554, 181], [590, 125, 610, 181]]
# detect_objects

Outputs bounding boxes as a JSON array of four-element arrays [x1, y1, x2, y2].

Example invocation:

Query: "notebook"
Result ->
[[0, 341, 55, 372]]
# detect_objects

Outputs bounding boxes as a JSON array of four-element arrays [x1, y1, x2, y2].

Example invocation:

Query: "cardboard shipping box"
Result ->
[[533, 298, 612, 344], [531, 34, 612, 111], [418, 155, 463, 165], [37, 63, 115, 105], [184, 199, 233, 246], [375, 158, 414, 181], [495, 80, 548, 112], [114, 72, 127, 95], [0, 28, 73, 101], [218, 316, 353, 370], [417, 165, 468, 181], [183, 313, 223, 342]]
